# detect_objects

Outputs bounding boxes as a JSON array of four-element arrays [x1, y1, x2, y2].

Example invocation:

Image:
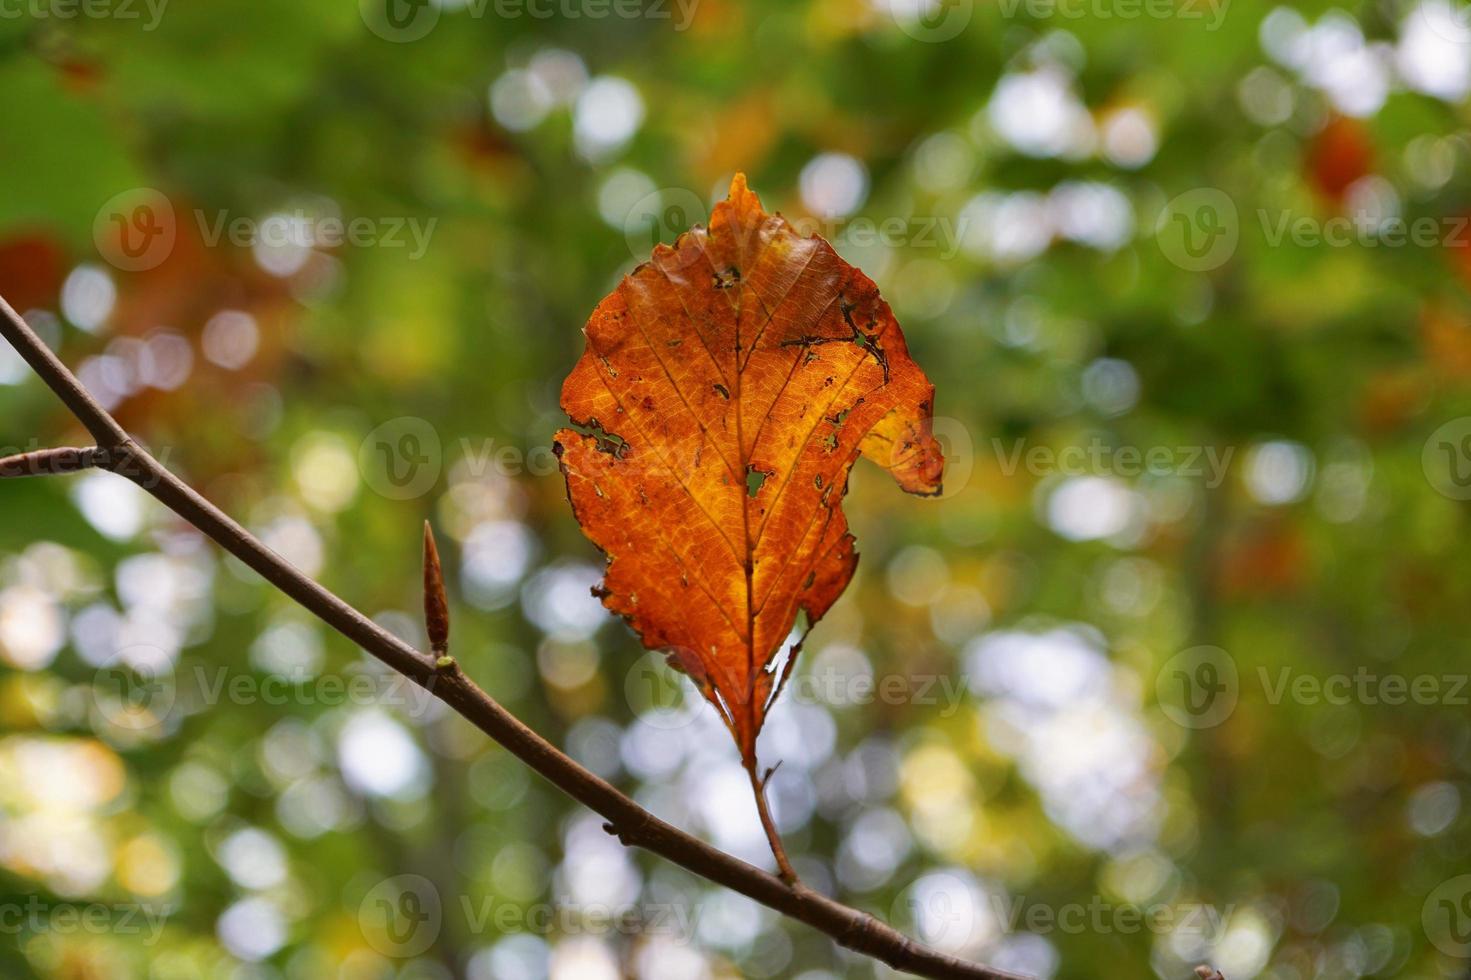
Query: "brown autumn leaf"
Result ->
[[554, 174, 943, 766]]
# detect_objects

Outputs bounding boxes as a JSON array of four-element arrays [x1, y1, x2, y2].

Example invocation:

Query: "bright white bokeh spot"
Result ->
[[1048, 182, 1133, 251], [0, 585, 65, 670], [1289, 11, 1390, 117], [258, 514, 325, 578], [1244, 439, 1314, 505], [1045, 476, 1138, 542], [837, 807, 913, 891], [0, 340, 27, 385], [635, 937, 710, 980], [216, 897, 286, 961], [202, 310, 260, 370], [1400, 2, 1471, 101], [71, 471, 147, 541], [491, 68, 554, 132], [1081, 357, 1140, 417], [911, 132, 975, 193], [799, 153, 869, 219], [139, 331, 193, 390], [253, 212, 314, 277], [958, 192, 1053, 264], [470, 935, 550, 980], [1407, 781, 1460, 836], [1260, 6, 1310, 67], [886, 545, 949, 606], [549, 937, 619, 980], [462, 520, 536, 610], [250, 618, 324, 678], [337, 710, 429, 799], [1099, 107, 1157, 169], [292, 432, 359, 513], [217, 827, 288, 890], [597, 168, 658, 228], [60, 264, 116, 333], [521, 563, 605, 641], [529, 48, 588, 106], [986, 68, 1094, 159], [1237, 66, 1295, 126], [573, 76, 644, 161]]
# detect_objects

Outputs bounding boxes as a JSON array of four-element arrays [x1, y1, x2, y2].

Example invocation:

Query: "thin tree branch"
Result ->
[[0, 294, 1025, 980], [0, 445, 106, 478]]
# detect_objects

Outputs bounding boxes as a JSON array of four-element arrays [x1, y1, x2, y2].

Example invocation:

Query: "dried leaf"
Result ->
[[555, 174, 943, 762]]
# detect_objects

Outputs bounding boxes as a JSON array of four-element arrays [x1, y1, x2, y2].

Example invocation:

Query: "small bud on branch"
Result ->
[[423, 521, 451, 662]]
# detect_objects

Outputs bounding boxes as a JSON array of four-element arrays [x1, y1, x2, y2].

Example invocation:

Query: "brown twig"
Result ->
[[0, 445, 106, 478], [0, 294, 1024, 980]]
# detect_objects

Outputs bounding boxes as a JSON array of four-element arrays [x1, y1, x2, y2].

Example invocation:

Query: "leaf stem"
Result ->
[[745, 758, 798, 885]]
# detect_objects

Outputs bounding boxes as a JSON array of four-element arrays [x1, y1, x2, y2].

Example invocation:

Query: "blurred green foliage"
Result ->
[[3, 0, 1471, 978]]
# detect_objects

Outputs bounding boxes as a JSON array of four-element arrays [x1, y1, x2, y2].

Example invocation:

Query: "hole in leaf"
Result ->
[[746, 465, 769, 498]]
